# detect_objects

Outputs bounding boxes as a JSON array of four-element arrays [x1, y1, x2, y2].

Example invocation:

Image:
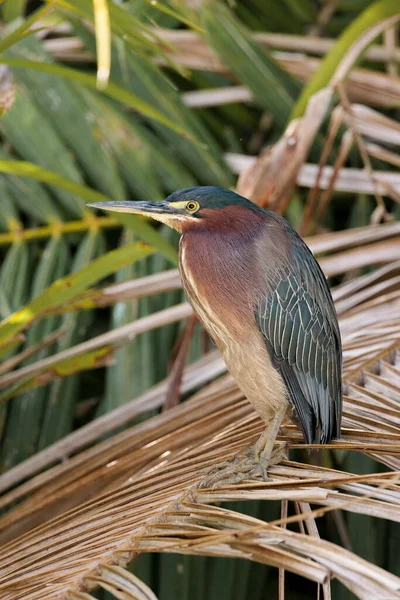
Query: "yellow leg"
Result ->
[[253, 406, 287, 479]]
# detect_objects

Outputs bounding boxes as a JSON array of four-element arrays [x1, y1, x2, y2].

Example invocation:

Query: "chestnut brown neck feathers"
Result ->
[[179, 205, 288, 338]]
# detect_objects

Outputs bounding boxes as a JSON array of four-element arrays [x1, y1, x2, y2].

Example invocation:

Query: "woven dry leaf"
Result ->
[[0, 243, 399, 600]]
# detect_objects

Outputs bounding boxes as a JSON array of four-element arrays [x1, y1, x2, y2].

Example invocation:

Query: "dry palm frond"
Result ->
[[229, 90, 400, 241], [180, 61, 400, 110], [236, 87, 333, 211], [228, 152, 400, 197], [44, 29, 400, 64], [0, 265, 399, 599], [149, 30, 400, 109], [41, 26, 400, 110]]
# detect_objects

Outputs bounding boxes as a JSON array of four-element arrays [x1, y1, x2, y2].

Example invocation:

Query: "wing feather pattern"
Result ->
[[255, 228, 342, 444]]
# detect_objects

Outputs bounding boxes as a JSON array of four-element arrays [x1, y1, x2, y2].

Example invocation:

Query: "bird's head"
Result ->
[[87, 186, 264, 233]]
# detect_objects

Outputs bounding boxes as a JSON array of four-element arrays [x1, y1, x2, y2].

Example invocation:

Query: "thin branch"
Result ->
[[336, 83, 389, 223], [164, 314, 198, 411], [0, 327, 65, 375], [383, 26, 398, 76], [279, 500, 288, 600]]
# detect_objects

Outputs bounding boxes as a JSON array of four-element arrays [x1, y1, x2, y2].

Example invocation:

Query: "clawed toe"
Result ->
[[199, 442, 287, 489], [268, 441, 288, 464], [200, 461, 254, 489], [203, 455, 241, 477]]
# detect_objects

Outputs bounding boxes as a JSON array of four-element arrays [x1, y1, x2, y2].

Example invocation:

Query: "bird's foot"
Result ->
[[199, 442, 287, 489]]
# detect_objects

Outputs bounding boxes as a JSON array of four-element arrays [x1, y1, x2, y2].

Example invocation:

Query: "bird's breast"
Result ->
[[179, 231, 289, 422], [179, 230, 260, 346]]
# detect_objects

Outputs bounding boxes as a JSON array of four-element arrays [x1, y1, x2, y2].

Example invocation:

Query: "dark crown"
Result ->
[[166, 186, 263, 212]]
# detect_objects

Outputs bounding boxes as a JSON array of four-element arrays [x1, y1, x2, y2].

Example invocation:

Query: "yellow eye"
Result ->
[[186, 201, 199, 212]]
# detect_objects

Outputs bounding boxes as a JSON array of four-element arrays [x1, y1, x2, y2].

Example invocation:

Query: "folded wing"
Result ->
[[255, 238, 342, 444]]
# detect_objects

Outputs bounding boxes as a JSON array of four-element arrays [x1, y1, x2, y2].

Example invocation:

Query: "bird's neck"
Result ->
[[179, 208, 266, 318]]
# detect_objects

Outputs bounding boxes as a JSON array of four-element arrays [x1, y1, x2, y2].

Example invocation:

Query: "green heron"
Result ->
[[88, 187, 342, 484]]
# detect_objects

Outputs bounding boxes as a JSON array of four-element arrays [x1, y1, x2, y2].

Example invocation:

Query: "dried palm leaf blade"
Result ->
[[0, 281, 399, 599]]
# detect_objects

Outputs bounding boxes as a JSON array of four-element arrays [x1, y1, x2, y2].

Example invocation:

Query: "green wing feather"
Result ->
[[255, 230, 342, 444]]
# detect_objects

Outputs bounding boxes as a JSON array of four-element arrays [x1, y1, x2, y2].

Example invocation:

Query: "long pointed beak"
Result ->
[[87, 200, 174, 216]]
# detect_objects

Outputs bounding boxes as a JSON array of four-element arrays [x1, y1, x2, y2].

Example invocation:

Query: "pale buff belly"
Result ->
[[179, 240, 289, 424], [188, 290, 289, 423], [218, 329, 290, 423]]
